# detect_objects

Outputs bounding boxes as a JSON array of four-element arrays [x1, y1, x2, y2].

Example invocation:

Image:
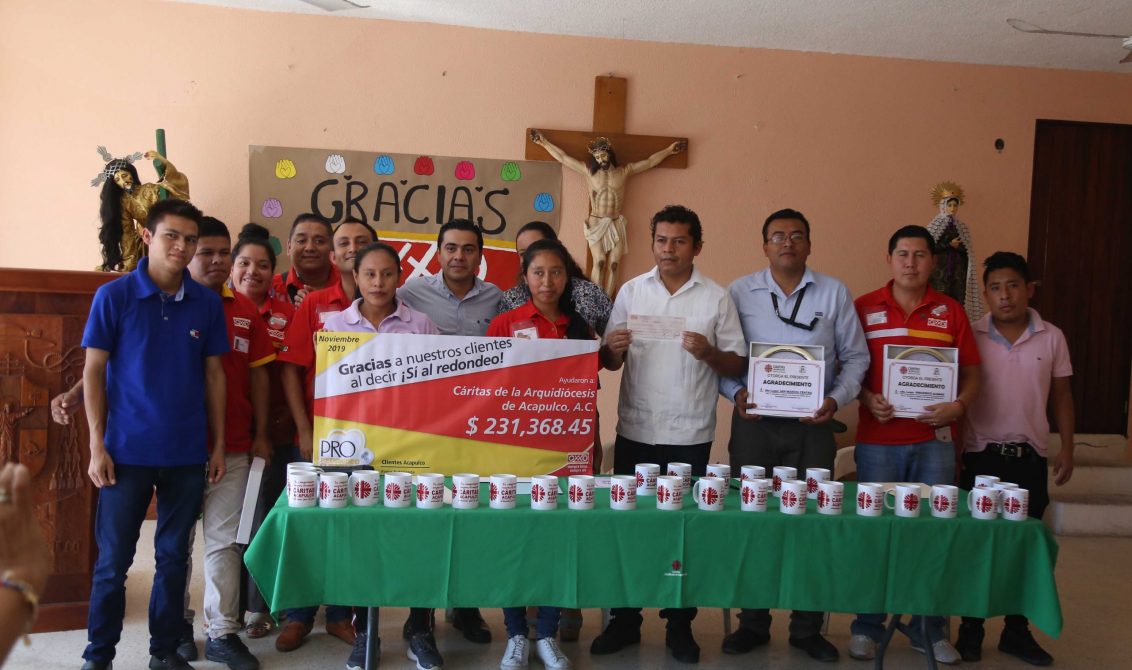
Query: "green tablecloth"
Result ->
[[244, 481, 1062, 637]]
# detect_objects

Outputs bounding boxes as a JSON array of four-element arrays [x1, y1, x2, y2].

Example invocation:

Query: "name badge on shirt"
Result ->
[[866, 311, 888, 326], [233, 336, 250, 353], [318, 310, 342, 324], [511, 320, 539, 340]]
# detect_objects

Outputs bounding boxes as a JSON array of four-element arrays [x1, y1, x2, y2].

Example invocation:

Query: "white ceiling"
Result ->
[[170, 0, 1132, 73]]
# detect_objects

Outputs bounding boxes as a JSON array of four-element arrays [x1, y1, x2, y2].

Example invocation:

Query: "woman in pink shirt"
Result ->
[[323, 243, 439, 335]]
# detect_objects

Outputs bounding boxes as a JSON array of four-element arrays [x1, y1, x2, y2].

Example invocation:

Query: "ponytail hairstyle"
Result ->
[[233, 223, 277, 270], [521, 239, 592, 340]]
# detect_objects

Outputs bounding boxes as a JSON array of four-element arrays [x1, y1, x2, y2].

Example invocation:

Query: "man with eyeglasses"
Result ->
[[719, 208, 869, 663]]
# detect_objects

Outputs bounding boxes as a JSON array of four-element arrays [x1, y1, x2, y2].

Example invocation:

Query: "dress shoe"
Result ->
[[789, 634, 839, 662], [999, 627, 1054, 666], [956, 622, 984, 662], [326, 619, 357, 645], [275, 620, 313, 652], [665, 625, 701, 664], [589, 619, 641, 655], [721, 627, 770, 655], [451, 608, 491, 644]]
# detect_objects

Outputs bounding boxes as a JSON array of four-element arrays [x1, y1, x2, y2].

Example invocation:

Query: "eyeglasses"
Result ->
[[768, 232, 808, 245]]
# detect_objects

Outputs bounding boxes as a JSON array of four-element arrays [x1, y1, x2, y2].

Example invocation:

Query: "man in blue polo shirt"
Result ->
[[80, 198, 229, 670]]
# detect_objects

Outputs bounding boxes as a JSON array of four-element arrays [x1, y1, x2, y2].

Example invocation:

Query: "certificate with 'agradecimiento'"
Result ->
[[882, 345, 958, 418], [746, 342, 825, 418]]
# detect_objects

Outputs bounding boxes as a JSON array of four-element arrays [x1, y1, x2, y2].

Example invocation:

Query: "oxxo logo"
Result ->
[[320, 428, 367, 460]]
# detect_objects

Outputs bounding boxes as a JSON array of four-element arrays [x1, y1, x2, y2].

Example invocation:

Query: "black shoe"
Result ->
[[149, 652, 193, 670], [450, 607, 491, 644], [956, 622, 985, 662], [789, 634, 840, 662], [176, 630, 197, 662], [407, 632, 444, 670], [721, 627, 770, 655], [589, 618, 642, 655], [666, 625, 701, 664], [999, 627, 1053, 666], [347, 631, 380, 670], [204, 634, 260, 670], [80, 661, 112, 670]]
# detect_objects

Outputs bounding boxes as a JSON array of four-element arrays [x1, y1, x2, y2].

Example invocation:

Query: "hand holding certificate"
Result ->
[[745, 342, 825, 418], [882, 345, 958, 419]]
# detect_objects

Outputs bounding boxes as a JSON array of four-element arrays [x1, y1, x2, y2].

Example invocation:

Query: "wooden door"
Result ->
[[1027, 120, 1132, 435]]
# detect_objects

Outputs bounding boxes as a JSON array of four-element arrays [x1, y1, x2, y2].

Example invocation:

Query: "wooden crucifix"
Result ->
[[526, 76, 688, 296]]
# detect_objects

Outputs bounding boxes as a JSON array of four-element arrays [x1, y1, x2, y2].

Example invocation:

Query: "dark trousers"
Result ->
[[84, 463, 206, 663], [609, 434, 710, 629], [242, 443, 294, 616], [959, 448, 1051, 632]]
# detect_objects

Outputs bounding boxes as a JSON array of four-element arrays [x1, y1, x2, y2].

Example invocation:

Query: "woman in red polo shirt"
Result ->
[[488, 239, 593, 670]]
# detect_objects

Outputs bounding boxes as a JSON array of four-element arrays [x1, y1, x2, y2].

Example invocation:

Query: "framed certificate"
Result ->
[[882, 345, 958, 418], [745, 342, 825, 417]]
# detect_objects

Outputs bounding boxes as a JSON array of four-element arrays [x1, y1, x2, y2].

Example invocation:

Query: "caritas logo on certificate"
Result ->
[[311, 332, 599, 476]]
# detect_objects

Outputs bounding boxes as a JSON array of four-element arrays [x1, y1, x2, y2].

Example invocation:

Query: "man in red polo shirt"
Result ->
[[186, 217, 275, 670], [272, 213, 339, 307], [848, 225, 981, 665]]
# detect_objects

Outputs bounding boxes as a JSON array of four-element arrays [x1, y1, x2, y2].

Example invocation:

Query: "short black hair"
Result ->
[[762, 208, 811, 243], [145, 198, 202, 232], [983, 251, 1030, 284], [233, 223, 277, 269], [887, 225, 935, 255], [198, 216, 231, 241], [354, 242, 402, 275], [515, 221, 558, 242], [438, 218, 484, 251], [289, 212, 333, 239], [650, 204, 703, 245], [334, 217, 378, 243]]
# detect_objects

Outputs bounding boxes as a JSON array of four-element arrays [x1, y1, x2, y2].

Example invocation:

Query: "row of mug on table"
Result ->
[[285, 463, 1030, 521]]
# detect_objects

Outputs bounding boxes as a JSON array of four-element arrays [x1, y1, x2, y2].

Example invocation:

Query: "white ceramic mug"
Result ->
[[856, 482, 885, 517], [692, 476, 726, 511], [817, 480, 844, 515], [974, 474, 1000, 489], [286, 463, 321, 494], [740, 465, 766, 481], [634, 463, 660, 496], [318, 472, 349, 509], [885, 483, 922, 518], [451, 473, 480, 509], [806, 468, 831, 496], [706, 463, 731, 485], [740, 478, 770, 512], [349, 470, 381, 507], [287, 471, 318, 508], [779, 479, 807, 515], [530, 475, 558, 510], [992, 482, 1019, 513], [489, 474, 517, 510], [609, 475, 637, 511], [666, 462, 692, 492], [415, 473, 445, 509], [568, 475, 596, 510], [656, 475, 683, 511], [1002, 487, 1030, 521], [383, 472, 413, 508], [930, 484, 959, 519], [772, 466, 797, 497], [968, 487, 998, 520]]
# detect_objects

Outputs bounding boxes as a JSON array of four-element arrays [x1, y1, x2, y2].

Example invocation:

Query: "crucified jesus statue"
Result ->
[[530, 130, 686, 296]]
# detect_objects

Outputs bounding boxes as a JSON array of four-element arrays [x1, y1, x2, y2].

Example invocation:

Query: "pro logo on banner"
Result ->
[[312, 332, 598, 476]]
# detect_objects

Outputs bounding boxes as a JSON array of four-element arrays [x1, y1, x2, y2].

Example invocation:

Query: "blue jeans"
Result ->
[[851, 440, 954, 643], [503, 606, 560, 640], [84, 463, 206, 663]]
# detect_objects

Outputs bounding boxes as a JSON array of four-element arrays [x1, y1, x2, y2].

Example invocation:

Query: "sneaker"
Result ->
[[789, 634, 839, 662], [204, 634, 260, 670], [910, 639, 962, 665], [500, 634, 530, 669], [176, 625, 198, 662], [848, 634, 876, 661], [721, 627, 770, 655], [956, 622, 984, 662], [347, 631, 380, 670], [148, 652, 193, 670], [999, 627, 1053, 666], [665, 625, 701, 664], [589, 618, 641, 655], [535, 638, 572, 669], [407, 632, 444, 670], [275, 620, 313, 652]]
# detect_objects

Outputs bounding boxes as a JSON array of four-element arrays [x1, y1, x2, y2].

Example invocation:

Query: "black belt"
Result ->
[[985, 442, 1040, 459]]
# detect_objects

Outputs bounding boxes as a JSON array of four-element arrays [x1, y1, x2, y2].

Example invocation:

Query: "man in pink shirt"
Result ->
[[957, 251, 1075, 667]]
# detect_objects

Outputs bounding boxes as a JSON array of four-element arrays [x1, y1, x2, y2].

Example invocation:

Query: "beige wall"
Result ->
[[3, 0, 1131, 456]]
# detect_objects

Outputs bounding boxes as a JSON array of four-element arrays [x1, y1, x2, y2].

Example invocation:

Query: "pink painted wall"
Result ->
[[3, 0, 1131, 453]]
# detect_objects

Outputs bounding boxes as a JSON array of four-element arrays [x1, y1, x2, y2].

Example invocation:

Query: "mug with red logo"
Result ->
[[968, 487, 998, 520], [452, 473, 480, 509], [666, 462, 692, 492], [884, 483, 922, 518], [930, 484, 959, 519], [855, 482, 885, 517], [772, 466, 797, 497], [974, 474, 1000, 489], [740, 478, 770, 512], [609, 475, 637, 511], [383, 472, 413, 508], [740, 465, 766, 481], [530, 475, 558, 510], [568, 475, 596, 510], [318, 472, 348, 509], [706, 463, 731, 486], [1002, 487, 1030, 521], [656, 475, 683, 511], [816, 480, 843, 515], [489, 474, 517, 510], [415, 473, 445, 509], [349, 470, 381, 507], [692, 476, 726, 511], [992, 482, 1019, 514], [287, 471, 318, 508], [634, 463, 660, 496], [779, 479, 807, 515], [806, 468, 831, 496]]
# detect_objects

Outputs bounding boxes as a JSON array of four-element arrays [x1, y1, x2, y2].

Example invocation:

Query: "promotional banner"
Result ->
[[249, 145, 563, 287], [312, 332, 598, 476]]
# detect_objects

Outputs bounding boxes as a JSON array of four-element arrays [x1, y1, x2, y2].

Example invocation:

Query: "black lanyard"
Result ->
[[770, 285, 818, 331]]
